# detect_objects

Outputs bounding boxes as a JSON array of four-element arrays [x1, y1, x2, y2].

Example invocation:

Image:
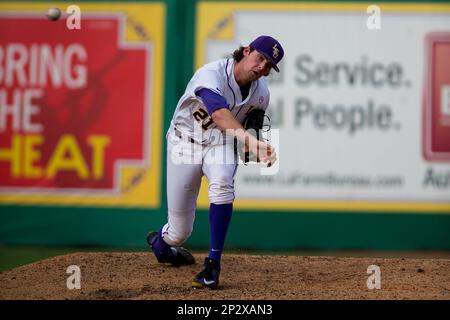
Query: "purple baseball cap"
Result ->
[[249, 35, 284, 72]]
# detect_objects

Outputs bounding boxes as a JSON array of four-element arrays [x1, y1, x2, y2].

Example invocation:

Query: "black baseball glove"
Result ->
[[235, 109, 268, 164]]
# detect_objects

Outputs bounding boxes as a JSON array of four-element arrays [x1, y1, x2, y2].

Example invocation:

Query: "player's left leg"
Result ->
[[193, 140, 237, 289]]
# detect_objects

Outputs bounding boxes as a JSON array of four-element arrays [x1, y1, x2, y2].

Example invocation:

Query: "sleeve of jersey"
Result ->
[[195, 88, 229, 115]]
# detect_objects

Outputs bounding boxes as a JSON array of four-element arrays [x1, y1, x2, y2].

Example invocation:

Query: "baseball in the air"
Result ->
[[46, 7, 61, 21]]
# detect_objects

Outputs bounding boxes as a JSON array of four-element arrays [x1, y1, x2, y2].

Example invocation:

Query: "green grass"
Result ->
[[0, 245, 140, 273], [0, 246, 71, 272]]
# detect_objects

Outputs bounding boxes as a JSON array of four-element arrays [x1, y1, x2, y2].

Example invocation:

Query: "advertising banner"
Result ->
[[0, 2, 165, 207], [195, 2, 450, 212]]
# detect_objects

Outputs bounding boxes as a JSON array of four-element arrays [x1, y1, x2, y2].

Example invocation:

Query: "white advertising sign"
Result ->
[[197, 3, 450, 212]]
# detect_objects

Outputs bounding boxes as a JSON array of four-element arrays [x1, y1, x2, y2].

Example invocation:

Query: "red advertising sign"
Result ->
[[0, 15, 150, 191], [423, 32, 450, 162]]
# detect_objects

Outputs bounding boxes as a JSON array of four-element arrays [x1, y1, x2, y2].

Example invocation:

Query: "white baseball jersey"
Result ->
[[169, 58, 270, 144], [162, 58, 271, 247]]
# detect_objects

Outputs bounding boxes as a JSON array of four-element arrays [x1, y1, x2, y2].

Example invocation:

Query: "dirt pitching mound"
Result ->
[[0, 252, 449, 300]]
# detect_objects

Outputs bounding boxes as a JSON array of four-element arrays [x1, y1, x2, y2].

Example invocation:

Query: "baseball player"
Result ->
[[147, 35, 284, 289]]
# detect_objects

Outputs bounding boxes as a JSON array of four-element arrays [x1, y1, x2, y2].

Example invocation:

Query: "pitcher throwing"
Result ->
[[147, 35, 285, 289]]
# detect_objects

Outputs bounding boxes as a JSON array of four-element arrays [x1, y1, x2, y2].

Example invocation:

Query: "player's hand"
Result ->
[[250, 140, 277, 166]]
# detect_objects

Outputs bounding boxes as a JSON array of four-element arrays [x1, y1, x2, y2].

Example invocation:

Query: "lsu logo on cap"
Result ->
[[272, 44, 279, 59]]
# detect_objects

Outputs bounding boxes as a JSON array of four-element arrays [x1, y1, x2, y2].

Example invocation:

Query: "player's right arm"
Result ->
[[194, 75, 276, 165]]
